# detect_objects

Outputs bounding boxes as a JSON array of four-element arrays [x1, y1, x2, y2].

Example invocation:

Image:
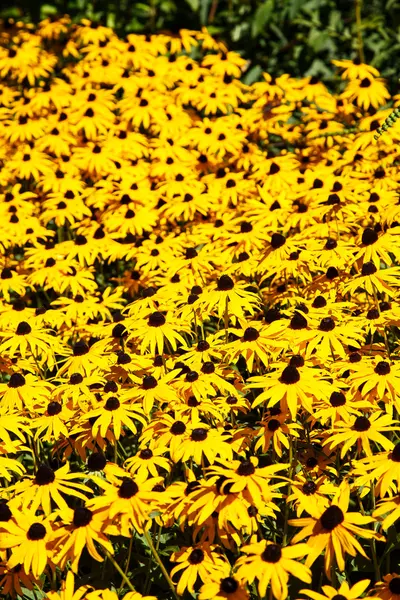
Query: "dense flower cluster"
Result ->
[[1, 15, 400, 600]]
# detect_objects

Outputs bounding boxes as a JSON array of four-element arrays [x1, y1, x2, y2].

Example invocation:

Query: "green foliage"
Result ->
[[2, 0, 400, 83]]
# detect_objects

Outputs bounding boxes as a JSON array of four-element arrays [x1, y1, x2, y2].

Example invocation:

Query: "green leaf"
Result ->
[[40, 4, 58, 16], [185, 0, 200, 10], [21, 588, 45, 600], [242, 64, 263, 84], [199, 0, 212, 26], [289, 0, 303, 20], [251, 0, 274, 38]]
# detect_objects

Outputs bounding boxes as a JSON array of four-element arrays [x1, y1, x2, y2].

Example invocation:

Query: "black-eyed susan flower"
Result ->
[[9, 462, 91, 515], [289, 483, 383, 577], [170, 543, 230, 596], [235, 539, 311, 600], [50, 504, 112, 572], [370, 575, 400, 600], [198, 574, 249, 600], [301, 578, 370, 600], [0, 511, 54, 578], [88, 476, 156, 535], [352, 442, 400, 497]]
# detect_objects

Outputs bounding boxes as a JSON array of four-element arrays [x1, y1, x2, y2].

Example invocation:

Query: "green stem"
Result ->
[[224, 297, 229, 343], [105, 550, 136, 593], [143, 530, 180, 600], [283, 435, 294, 546], [355, 0, 365, 64], [208, 0, 218, 23], [331, 554, 338, 586], [357, 495, 380, 581], [372, 283, 391, 358], [118, 534, 135, 595]]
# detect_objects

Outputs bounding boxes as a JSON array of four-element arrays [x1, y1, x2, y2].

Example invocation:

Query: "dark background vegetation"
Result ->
[[2, 0, 400, 84]]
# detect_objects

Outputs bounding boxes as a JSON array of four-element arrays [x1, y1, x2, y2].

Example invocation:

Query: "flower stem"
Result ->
[[357, 494, 380, 582], [372, 283, 390, 358], [283, 435, 294, 546], [105, 549, 136, 593], [118, 534, 135, 595], [143, 529, 180, 600], [355, 0, 365, 64], [224, 297, 229, 343]]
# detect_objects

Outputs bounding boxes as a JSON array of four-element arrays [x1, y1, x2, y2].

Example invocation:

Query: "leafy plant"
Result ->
[[2, 0, 400, 84]]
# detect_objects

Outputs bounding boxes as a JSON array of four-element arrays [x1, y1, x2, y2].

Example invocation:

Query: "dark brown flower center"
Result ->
[[375, 361, 390, 375], [320, 505, 344, 531], [148, 312, 166, 327], [302, 481, 317, 495], [186, 370, 199, 382], [243, 327, 259, 342], [290, 312, 308, 330], [362, 261, 377, 276], [362, 228, 378, 246], [87, 452, 107, 471], [118, 478, 139, 498], [391, 443, 400, 462], [197, 340, 210, 352], [73, 507, 93, 527], [201, 362, 215, 374], [217, 275, 234, 291], [191, 428, 208, 441], [139, 449, 153, 459], [105, 397, 120, 411], [170, 420, 186, 435], [367, 308, 379, 320], [289, 355, 304, 368], [325, 238, 337, 250], [389, 578, 400, 594], [280, 365, 300, 384], [188, 548, 204, 564], [142, 375, 157, 390], [47, 401, 62, 416], [35, 465, 55, 486], [267, 418, 280, 432], [312, 296, 327, 308], [220, 577, 239, 594], [73, 341, 89, 356], [0, 501, 12, 522], [70, 373, 83, 384], [319, 317, 335, 332], [353, 416, 371, 432], [16, 321, 31, 335], [326, 267, 339, 280], [330, 391, 346, 407], [104, 381, 118, 393], [27, 523, 46, 540], [8, 373, 25, 388], [261, 543, 282, 563], [236, 460, 255, 476], [271, 233, 285, 248]]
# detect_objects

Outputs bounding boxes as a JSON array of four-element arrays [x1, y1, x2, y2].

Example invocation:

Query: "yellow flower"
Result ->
[[235, 539, 311, 600], [289, 483, 383, 577], [0, 510, 54, 578]]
